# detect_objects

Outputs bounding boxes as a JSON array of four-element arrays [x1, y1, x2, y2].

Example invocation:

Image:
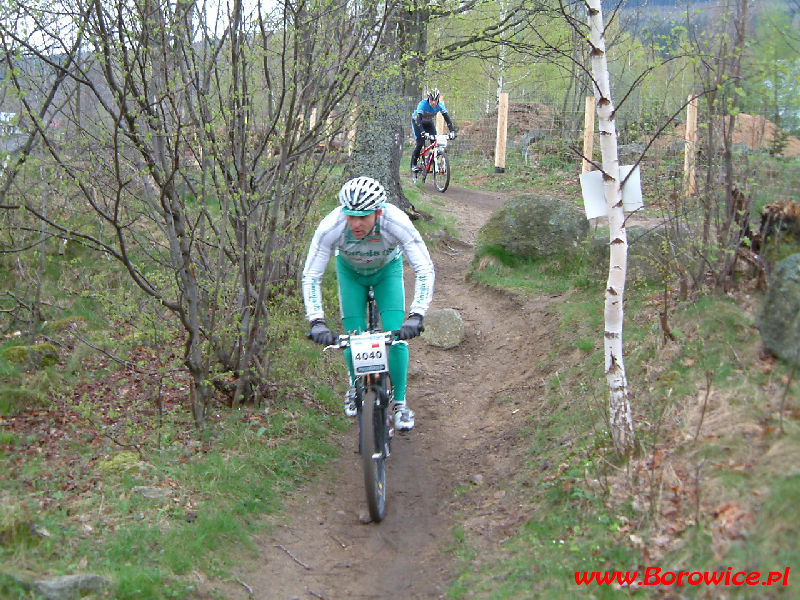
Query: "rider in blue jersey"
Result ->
[[410, 88, 457, 173], [303, 176, 435, 431]]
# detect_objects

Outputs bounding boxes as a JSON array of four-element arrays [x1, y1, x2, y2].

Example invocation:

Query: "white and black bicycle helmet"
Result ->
[[427, 87, 441, 101], [338, 176, 386, 216]]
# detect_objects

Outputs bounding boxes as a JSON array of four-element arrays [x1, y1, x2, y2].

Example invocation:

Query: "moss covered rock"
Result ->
[[758, 253, 800, 366], [3, 343, 59, 368], [41, 316, 87, 334], [0, 387, 47, 415], [477, 194, 589, 260], [96, 451, 144, 475]]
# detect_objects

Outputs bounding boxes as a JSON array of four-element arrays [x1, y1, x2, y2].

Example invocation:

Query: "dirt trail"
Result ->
[[208, 184, 558, 600]]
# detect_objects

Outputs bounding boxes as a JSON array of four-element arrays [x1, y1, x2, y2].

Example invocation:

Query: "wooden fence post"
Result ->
[[683, 94, 698, 197], [582, 96, 595, 174], [436, 111, 445, 135], [347, 103, 358, 155], [494, 92, 509, 173]]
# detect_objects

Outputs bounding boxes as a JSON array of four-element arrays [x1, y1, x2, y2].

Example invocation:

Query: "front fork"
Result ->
[[357, 373, 393, 459]]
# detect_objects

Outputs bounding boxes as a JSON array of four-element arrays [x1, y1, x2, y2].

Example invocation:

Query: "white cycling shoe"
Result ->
[[344, 387, 357, 417], [393, 403, 415, 431]]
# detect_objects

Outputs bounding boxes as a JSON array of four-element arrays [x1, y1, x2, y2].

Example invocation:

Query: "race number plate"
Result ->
[[351, 333, 389, 374]]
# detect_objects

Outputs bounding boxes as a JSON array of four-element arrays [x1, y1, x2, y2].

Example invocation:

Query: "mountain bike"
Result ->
[[411, 133, 451, 192], [324, 288, 399, 522]]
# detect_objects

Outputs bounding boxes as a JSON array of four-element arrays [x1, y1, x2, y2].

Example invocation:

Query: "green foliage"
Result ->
[[751, 475, 800, 567], [405, 187, 459, 241], [4, 3, 800, 597], [741, 3, 800, 135], [0, 573, 32, 599], [0, 398, 346, 597], [448, 357, 630, 598], [0, 494, 32, 547]]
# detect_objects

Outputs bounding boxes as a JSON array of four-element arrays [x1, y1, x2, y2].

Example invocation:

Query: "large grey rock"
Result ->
[[421, 308, 465, 349], [758, 253, 800, 366], [477, 194, 589, 260], [33, 574, 112, 600]]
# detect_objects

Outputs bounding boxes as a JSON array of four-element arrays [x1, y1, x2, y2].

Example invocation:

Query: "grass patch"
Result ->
[[404, 184, 459, 242], [1, 361, 347, 599], [447, 232, 800, 598], [449, 146, 581, 198], [470, 246, 604, 297]]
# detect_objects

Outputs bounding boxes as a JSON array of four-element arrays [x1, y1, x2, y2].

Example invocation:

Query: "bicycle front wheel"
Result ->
[[360, 386, 388, 522], [433, 151, 450, 192], [411, 159, 424, 184]]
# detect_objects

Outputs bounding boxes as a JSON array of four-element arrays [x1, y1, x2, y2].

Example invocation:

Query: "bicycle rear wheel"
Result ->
[[433, 151, 450, 192], [361, 386, 388, 522]]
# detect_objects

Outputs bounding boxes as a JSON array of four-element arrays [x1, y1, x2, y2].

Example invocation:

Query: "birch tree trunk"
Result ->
[[586, 0, 634, 455]]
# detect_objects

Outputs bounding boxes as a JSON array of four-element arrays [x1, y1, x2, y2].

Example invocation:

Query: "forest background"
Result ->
[[1, 0, 799, 597]]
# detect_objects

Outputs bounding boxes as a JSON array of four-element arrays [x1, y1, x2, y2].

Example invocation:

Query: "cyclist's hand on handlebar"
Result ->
[[308, 319, 336, 345], [397, 313, 424, 340], [449, 130, 457, 139]]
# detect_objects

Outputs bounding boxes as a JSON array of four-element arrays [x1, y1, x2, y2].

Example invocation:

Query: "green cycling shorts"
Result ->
[[336, 254, 409, 404]]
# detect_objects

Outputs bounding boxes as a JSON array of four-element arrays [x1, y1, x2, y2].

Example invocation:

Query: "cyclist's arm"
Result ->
[[381, 206, 435, 316], [438, 102, 456, 133], [301, 211, 343, 321], [412, 99, 428, 128]]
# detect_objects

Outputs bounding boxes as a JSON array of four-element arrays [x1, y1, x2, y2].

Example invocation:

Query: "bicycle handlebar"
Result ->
[[323, 330, 401, 351]]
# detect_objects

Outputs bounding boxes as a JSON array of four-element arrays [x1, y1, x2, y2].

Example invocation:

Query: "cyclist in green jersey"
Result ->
[[302, 176, 435, 431]]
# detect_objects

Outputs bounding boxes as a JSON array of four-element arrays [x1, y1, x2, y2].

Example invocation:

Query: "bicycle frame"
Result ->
[[413, 134, 451, 192], [419, 139, 439, 174]]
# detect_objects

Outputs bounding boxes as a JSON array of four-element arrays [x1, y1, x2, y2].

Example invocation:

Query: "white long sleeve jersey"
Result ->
[[302, 204, 435, 322]]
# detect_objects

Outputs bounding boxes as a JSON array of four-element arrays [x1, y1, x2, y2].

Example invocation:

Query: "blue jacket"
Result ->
[[412, 99, 455, 132]]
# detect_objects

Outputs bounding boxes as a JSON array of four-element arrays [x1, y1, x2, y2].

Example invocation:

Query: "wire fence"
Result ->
[[420, 91, 800, 213]]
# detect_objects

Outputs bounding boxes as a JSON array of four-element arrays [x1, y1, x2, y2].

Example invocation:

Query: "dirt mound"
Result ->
[[733, 113, 800, 156], [461, 103, 800, 158], [458, 101, 561, 153], [668, 112, 800, 157]]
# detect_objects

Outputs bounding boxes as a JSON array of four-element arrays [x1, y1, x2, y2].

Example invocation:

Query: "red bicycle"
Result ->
[[411, 133, 452, 192]]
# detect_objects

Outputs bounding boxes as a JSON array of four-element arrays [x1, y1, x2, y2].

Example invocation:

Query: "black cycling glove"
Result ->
[[398, 313, 424, 340], [308, 319, 336, 346]]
